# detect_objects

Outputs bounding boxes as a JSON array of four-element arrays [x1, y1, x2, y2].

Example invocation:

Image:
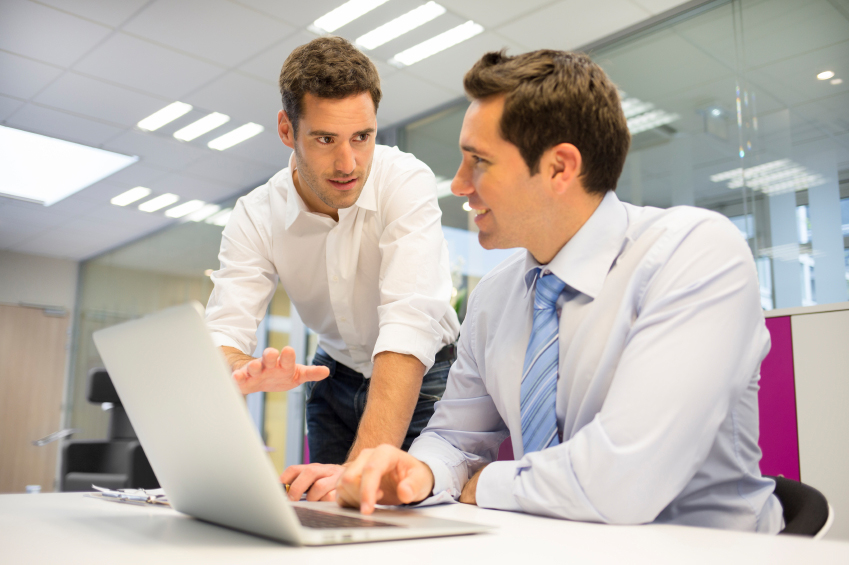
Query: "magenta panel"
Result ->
[[497, 438, 514, 461], [759, 316, 800, 481]]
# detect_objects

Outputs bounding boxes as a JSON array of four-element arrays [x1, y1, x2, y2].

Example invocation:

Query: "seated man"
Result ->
[[334, 49, 783, 533]]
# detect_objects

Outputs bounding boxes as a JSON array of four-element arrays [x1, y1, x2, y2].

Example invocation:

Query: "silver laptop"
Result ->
[[92, 302, 489, 546]]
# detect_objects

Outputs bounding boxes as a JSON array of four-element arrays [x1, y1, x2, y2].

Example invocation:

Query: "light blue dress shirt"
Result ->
[[409, 191, 784, 533]]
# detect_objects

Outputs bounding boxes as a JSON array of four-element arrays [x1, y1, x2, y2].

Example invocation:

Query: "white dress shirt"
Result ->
[[410, 191, 784, 533], [205, 145, 460, 377]]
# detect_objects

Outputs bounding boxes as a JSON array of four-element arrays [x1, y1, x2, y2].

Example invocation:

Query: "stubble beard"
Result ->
[[293, 147, 370, 212]]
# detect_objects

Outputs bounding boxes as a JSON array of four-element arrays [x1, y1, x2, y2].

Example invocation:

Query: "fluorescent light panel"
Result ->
[[137, 102, 193, 131], [710, 159, 827, 195], [356, 2, 446, 49], [165, 199, 207, 218], [0, 125, 138, 206], [173, 112, 230, 142], [139, 193, 179, 212], [187, 204, 221, 222], [390, 20, 483, 67], [111, 186, 151, 206], [206, 208, 233, 226], [313, 0, 391, 33], [208, 123, 264, 150]]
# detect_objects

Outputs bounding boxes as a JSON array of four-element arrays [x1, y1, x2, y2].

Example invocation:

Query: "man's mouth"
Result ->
[[328, 178, 357, 190], [474, 208, 488, 216]]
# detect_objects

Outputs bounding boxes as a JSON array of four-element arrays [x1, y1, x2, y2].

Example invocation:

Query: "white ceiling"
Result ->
[[0, 0, 690, 261]]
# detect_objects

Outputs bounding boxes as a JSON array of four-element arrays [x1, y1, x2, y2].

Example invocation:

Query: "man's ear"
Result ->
[[278, 109, 295, 149], [546, 143, 582, 195]]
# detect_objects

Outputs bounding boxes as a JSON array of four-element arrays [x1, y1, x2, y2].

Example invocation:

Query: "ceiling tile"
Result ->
[[403, 31, 526, 94], [0, 217, 47, 250], [184, 71, 281, 130], [0, 51, 63, 100], [439, 0, 555, 29], [35, 0, 150, 27], [497, 0, 650, 52], [11, 229, 123, 259], [97, 163, 170, 191], [33, 72, 168, 127], [238, 30, 317, 83], [631, 0, 692, 14], [74, 178, 152, 204], [0, 198, 70, 231], [122, 0, 296, 67], [0, 94, 25, 121], [376, 72, 459, 127], [0, 0, 112, 67], [74, 33, 226, 99], [102, 130, 209, 170], [232, 0, 358, 28], [6, 103, 125, 147], [182, 153, 281, 191], [148, 173, 235, 203]]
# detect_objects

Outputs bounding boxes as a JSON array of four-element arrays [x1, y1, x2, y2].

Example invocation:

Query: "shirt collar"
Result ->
[[282, 150, 378, 229], [523, 190, 628, 299]]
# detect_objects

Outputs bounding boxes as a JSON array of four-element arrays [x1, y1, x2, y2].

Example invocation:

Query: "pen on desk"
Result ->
[[283, 483, 291, 493]]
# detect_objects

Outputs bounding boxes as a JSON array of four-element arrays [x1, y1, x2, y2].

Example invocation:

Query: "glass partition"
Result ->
[[400, 0, 849, 312]]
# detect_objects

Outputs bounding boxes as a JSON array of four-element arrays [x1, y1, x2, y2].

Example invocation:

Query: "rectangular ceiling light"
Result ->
[[206, 208, 233, 226], [0, 125, 138, 206], [165, 199, 207, 218], [312, 0, 391, 33], [111, 186, 151, 206], [710, 159, 826, 195], [138, 193, 179, 212], [173, 112, 230, 142], [389, 20, 483, 67], [208, 123, 264, 151], [356, 2, 446, 50], [137, 102, 193, 131], [187, 203, 221, 222]]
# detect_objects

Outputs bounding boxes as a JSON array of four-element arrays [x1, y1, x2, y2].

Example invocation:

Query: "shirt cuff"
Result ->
[[210, 331, 247, 353], [373, 322, 441, 372], [476, 460, 523, 512], [412, 453, 462, 500]]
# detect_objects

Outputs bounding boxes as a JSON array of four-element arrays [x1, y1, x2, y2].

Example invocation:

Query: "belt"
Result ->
[[434, 343, 458, 364]]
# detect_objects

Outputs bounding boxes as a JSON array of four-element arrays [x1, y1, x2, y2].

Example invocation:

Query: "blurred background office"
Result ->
[[1, 0, 847, 536]]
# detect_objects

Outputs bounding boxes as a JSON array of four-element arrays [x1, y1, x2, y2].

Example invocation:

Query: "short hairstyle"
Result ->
[[463, 50, 630, 194], [279, 36, 382, 135]]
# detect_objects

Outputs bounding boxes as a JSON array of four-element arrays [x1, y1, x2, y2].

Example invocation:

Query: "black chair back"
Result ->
[[767, 475, 830, 537]]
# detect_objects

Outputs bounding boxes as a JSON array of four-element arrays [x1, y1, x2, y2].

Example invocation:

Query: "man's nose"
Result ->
[[451, 162, 473, 197], [335, 142, 356, 174]]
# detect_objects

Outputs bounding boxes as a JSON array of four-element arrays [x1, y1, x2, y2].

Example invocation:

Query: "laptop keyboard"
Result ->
[[293, 506, 400, 529]]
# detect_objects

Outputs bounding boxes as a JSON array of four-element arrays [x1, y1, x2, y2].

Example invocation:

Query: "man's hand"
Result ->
[[459, 464, 487, 505], [280, 463, 345, 502], [222, 346, 329, 394], [336, 445, 434, 514]]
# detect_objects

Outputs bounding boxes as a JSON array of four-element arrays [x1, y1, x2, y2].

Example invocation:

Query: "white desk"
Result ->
[[2, 493, 848, 564]]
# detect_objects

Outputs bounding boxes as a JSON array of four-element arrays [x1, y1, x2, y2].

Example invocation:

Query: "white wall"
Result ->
[[0, 250, 78, 311]]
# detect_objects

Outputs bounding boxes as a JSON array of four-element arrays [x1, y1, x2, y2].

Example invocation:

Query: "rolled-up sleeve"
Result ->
[[474, 217, 770, 524], [205, 195, 278, 355], [372, 159, 457, 370], [409, 288, 509, 499]]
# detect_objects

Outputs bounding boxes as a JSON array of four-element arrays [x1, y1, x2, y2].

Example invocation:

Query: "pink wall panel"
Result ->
[[759, 316, 801, 480]]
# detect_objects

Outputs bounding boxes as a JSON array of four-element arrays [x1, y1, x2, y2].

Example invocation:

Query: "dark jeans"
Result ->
[[305, 348, 452, 465]]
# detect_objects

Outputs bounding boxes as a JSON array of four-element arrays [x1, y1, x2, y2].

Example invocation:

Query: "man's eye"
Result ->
[[355, 133, 370, 142], [317, 136, 332, 144], [472, 156, 486, 165]]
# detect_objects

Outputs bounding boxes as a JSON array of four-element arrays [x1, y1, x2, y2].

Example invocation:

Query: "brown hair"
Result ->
[[279, 36, 382, 135], [464, 50, 630, 194]]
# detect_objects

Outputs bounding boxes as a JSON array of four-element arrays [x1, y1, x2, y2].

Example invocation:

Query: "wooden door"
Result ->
[[0, 304, 69, 493]]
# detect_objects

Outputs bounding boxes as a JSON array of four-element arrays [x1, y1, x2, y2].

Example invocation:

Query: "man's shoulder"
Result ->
[[371, 145, 434, 185], [624, 202, 739, 247]]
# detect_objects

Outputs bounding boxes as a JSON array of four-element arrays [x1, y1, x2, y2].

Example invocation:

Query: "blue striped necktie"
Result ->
[[520, 270, 566, 454]]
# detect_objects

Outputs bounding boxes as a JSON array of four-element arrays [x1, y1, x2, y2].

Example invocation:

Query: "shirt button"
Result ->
[[332, 275, 339, 282], [339, 316, 347, 322]]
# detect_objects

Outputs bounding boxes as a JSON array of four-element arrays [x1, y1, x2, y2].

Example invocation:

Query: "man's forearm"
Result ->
[[347, 351, 426, 462], [221, 346, 254, 371]]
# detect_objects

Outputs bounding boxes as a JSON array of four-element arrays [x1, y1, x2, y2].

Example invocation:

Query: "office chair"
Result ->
[[766, 475, 833, 538], [60, 369, 159, 492]]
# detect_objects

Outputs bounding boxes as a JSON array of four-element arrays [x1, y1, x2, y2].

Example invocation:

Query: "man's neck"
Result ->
[[528, 191, 605, 264]]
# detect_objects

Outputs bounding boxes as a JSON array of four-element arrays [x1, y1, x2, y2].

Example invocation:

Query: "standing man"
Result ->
[[335, 49, 783, 533], [205, 37, 460, 501]]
